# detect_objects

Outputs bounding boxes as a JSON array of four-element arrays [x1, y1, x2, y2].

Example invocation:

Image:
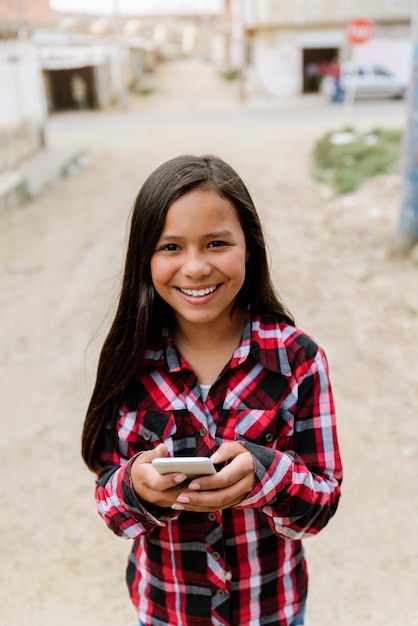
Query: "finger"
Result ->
[[154, 443, 169, 458], [132, 445, 188, 494], [173, 478, 251, 511], [131, 464, 188, 506], [191, 450, 253, 490], [210, 441, 248, 464]]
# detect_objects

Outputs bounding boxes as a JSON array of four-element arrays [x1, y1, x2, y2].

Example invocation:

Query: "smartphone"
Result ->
[[152, 457, 216, 478]]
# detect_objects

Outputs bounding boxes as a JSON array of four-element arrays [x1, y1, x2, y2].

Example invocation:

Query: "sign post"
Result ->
[[343, 18, 375, 121]]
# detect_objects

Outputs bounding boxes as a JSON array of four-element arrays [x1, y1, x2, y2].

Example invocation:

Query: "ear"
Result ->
[[245, 249, 250, 262]]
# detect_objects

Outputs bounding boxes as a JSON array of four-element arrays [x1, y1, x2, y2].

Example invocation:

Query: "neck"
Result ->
[[172, 309, 247, 385], [174, 309, 246, 350]]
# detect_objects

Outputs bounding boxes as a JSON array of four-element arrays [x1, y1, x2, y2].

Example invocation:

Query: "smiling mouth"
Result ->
[[179, 286, 218, 297]]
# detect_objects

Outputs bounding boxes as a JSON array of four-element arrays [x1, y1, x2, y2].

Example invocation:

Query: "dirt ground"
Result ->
[[1, 60, 417, 626]]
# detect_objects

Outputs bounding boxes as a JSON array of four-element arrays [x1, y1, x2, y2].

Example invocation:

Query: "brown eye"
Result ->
[[209, 240, 227, 248], [160, 243, 179, 251]]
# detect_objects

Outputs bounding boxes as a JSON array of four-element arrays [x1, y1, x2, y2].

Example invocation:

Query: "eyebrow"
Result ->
[[158, 230, 234, 241]]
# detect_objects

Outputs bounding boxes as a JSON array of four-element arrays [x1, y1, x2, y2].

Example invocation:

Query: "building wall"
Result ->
[[0, 0, 52, 27], [252, 0, 413, 25], [0, 40, 47, 170], [249, 31, 300, 96], [349, 24, 412, 80], [234, 0, 413, 97], [246, 22, 412, 97]]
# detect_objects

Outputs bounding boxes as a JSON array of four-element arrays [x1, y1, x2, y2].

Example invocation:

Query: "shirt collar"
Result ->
[[142, 313, 292, 378], [230, 313, 292, 377]]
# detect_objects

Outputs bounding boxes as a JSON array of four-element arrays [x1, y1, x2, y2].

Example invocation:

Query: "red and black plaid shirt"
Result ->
[[95, 314, 342, 626]]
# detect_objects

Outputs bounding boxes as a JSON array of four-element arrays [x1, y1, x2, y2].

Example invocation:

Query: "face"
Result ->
[[150, 188, 248, 333]]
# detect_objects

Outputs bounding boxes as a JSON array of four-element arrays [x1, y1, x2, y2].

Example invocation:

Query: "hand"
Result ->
[[172, 442, 254, 512], [130, 443, 192, 508]]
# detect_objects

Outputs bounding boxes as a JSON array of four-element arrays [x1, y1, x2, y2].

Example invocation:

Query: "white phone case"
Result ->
[[152, 457, 216, 478]]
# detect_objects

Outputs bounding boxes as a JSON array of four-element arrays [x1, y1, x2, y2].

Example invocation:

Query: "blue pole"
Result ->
[[395, 11, 418, 252]]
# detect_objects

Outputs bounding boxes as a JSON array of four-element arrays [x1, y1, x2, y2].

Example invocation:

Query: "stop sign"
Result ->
[[346, 18, 375, 44]]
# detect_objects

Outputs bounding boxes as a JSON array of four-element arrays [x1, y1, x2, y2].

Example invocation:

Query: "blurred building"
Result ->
[[34, 7, 221, 112], [0, 0, 51, 175], [222, 0, 414, 97], [37, 37, 130, 112]]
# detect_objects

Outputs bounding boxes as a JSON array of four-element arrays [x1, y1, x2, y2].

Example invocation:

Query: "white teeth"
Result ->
[[180, 286, 217, 297]]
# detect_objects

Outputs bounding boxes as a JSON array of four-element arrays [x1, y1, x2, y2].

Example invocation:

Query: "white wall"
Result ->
[[350, 38, 413, 81], [0, 39, 48, 170], [248, 31, 302, 97], [0, 39, 47, 129]]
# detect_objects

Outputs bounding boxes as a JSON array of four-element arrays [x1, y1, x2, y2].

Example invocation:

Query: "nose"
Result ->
[[182, 250, 211, 278]]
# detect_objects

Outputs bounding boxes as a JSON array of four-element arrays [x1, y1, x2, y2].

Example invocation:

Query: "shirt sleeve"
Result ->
[[94, 425, 179, 539], [235, 344, 343, 540]]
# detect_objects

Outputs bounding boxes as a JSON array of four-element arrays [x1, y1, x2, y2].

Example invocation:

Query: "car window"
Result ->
[[373, 67, 391, 77]]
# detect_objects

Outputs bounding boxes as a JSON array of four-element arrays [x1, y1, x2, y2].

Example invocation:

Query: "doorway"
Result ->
[[46, 66, 97, 111], [302, 47, 338, 93]]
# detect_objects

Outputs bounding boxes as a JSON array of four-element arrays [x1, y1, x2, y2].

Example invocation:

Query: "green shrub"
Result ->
[[220, 67, 241, 82], [135, 85, 155, 96], [312, 127, 403, 194]]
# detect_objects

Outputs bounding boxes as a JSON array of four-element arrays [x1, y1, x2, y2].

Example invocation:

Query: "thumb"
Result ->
[[154, 443, 169, 458], [136, 443, 169, 465]]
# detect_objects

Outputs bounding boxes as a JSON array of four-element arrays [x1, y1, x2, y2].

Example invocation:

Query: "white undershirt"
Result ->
[[199, 383, 211, 404]]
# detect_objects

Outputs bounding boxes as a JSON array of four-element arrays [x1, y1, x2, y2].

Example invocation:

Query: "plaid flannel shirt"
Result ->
[[95, 314, 342, 626]]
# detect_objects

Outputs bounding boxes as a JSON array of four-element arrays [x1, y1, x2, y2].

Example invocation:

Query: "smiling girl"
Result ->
[[82, 154, 342, 626]]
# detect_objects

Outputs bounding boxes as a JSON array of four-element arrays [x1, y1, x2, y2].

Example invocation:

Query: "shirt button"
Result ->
[[265, 432, 274, 443], [212, 551, 221, 561], [199, 427, 207, 437], [143, 431, 151, 441], [208, 512, 217, 521], [216, 589, 227, 597]]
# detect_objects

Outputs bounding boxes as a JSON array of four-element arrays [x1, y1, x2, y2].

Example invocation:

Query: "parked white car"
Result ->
[[321, 62, 408, 100]]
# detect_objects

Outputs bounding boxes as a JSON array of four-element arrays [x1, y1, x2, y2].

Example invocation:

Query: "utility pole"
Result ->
[[238, 0, 246, 101], [112, 0, 128, 109], [393, 2, 418, 253], [224, 0, 232, 67]]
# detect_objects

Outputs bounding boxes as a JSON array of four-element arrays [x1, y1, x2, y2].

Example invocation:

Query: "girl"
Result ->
[[82, 154, 342, 626]]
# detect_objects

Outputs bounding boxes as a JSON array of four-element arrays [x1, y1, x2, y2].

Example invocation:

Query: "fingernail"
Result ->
[[177, 495, 190, 503], [172, 503, 185, 510], [174, 474, 187, 483], [188, 482, 200, 490], [210, 452, 220, 463]]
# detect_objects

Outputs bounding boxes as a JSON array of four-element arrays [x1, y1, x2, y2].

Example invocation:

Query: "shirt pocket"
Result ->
[[118, 409, 178, 457], [222, 407, 295, 451]]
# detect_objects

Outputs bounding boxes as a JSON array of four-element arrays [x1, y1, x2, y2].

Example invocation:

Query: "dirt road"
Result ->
[[1, 60, 417, 626]]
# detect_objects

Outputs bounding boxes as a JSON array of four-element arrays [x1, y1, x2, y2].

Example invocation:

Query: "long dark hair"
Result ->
[[82, 154, 294, 471]]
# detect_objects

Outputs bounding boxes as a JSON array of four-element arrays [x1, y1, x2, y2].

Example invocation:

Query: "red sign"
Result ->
[[346, 18, 375, 44]]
